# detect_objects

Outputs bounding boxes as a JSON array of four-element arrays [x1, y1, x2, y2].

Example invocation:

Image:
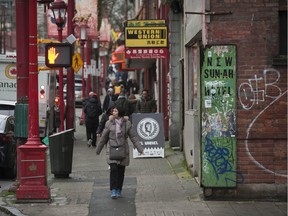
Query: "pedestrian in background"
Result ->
[[96, 103, 115, 137], [102, 88, 115, 113], [130, 79, 139, 95], [83, 92, 102, 147], [112, 79, 122, 100], [128, 94, 137, 113], [95, 106, 144, 199], [114, 92, 134, 117], [136, 89, 157, 113]]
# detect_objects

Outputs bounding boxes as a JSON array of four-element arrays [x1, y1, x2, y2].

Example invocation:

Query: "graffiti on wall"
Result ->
[[238, 69, 283, 110], [239, 69, 288, 178], [201, 45, 239, 187]]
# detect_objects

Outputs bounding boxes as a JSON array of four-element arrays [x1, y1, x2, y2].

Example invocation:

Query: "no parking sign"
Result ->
[[132, 113, 165, 158]]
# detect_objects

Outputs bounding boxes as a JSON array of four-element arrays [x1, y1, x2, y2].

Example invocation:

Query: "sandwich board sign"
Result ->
[[132, 113, 165, 158]]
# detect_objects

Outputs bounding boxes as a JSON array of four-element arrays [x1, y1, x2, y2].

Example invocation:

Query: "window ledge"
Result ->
[[272, 55, 287, 66]]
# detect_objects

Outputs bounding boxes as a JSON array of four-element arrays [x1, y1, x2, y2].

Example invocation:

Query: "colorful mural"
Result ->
[[201, 45, 238, 187]]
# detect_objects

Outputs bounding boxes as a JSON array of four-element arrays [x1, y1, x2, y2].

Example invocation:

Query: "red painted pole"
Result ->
[[16, 0, 29, 101], [86, 39, 91, 93], [15, 0, 29, 192], [58, 26, 64, 131], [27, 3, 39, 139], [66, 0, 75, 130], [80, 40, 85, 125], [16, 0, 50, 200], [81, 41, 86, 97]]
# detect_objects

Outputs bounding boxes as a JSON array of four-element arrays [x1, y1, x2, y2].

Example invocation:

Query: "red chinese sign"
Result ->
[[125, 48, 168, 59]]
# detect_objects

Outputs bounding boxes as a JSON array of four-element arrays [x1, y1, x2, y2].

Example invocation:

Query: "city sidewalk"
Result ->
[[0, 109, 287, 216]]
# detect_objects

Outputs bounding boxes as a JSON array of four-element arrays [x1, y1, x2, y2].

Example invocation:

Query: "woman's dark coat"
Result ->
[[96, 116, 143, 166]]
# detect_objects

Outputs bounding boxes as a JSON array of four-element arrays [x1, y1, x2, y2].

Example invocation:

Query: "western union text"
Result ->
[[126, 29, 166, 40]]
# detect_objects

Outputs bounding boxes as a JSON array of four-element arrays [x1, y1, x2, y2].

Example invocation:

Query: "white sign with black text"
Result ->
[[132, 113, 165, 158]]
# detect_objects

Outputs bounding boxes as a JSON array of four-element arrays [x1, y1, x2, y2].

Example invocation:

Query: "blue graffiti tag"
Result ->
[[204, 137, 244, 185]]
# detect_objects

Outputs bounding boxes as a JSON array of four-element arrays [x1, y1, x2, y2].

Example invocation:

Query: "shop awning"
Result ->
[[111, 45, 125, 64]]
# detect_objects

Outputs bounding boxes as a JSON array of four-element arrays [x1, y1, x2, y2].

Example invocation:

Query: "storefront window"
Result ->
[[187, 45, 199, 110]]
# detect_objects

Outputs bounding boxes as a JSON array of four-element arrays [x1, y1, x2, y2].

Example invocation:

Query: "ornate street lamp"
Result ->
[[72, 13, 91, 125], [79, 24, 87, 125], [50, 0, 67, 131], [92, 39, 99, 95], [16, 0, 50, 201], [50, 0, 67, 29]]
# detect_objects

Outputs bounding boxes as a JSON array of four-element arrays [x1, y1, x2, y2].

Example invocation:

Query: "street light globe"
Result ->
[[50, 0, 67, 28]]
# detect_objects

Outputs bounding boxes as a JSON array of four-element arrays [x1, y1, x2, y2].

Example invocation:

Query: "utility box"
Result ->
[[49, 128, 74, 178], [14, 103, 28, 138]]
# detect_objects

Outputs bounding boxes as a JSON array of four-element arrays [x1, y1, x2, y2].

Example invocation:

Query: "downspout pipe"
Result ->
[[202, 0, 207, 47]]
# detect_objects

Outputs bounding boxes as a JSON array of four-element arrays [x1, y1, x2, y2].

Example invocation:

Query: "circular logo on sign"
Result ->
[[137, 117, 159, 140], [5, 64, 17, 79]]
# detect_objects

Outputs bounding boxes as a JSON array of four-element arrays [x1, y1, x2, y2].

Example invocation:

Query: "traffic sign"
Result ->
[[45, 43, 72, 68], [72, 52, 83, 73]]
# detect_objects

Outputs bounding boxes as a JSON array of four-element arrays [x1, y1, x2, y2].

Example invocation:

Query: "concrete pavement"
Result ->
[[0, 108, 287, 216]]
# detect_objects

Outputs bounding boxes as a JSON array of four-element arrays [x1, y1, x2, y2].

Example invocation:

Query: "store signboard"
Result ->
[[125, 26, 167, 48], [125, 48, 168, 59]]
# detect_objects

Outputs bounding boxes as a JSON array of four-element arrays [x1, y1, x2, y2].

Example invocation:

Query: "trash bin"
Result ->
[[49, 128, 74, 178]]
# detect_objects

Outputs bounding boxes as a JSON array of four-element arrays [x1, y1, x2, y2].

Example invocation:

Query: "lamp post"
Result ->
[[65, 0, 75, 130], [50, 0, 67, 132], [16, 0, 50, 200], [92, 39, 99, 95], [79, 25, 87, 125]]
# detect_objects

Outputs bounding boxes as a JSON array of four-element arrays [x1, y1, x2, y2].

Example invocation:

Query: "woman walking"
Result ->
[[95, 106, 144, 199]]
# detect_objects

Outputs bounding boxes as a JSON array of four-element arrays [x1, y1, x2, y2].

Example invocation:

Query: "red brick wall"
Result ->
[[208, 1, 287, 184]]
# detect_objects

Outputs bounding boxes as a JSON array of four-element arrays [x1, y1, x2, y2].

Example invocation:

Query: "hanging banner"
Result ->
[[201, 45, 237, 187], [132, 113, 165, 158]]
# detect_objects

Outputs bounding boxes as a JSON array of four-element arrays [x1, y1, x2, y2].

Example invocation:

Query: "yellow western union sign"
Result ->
[[125, 26, 167, 48]]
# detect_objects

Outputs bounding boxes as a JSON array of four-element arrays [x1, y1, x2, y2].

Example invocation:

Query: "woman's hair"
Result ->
[[106, 104, 115, 114], [141, 89, 149, 94], [128, 94, 136, 99], [114, 105, 125, 117]]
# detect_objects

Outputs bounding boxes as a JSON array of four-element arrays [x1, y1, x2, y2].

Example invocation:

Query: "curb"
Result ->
[[0, 205, 27, 216]]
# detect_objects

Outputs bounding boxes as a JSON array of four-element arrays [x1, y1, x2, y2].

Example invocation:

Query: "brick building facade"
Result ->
[[181, 0, 287, 199], [118, 0, 286, 199]]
